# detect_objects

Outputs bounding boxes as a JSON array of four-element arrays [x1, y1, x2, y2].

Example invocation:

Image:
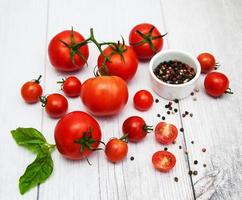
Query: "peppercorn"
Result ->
[[179, 145, 182, 149], [180, 128, 184, 132], [174, 99, 179, 103], [202, 148, 206, 152], [174, 177, 179, 182], [188, 170, 193, 175], [162, 116, 166, 120], [174, 108, 178, 112], [155, 99, 159, 103], [130, 156, 134, 161], [190, 92, 194, 96], [193, 171, 198, 175], [164, 147, 168, 151], [167, 111, 170, 115], [191, 141, 194, 144], [194, 160, 198, 165], [157, 114, 161, 117], [190, 113, 193, 117], [203, 164, 207, 168]]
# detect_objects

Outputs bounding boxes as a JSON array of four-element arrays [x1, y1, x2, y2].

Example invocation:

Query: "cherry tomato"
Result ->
[[129, 23, 166, 60], [97, 44, 138, 82], [21, 75, 43, 104], [122, 116, 152, 142], [105, 136, 128, 163], [58, 76, 82, 97], [197, 52, 217, 73], [154, 122, 178, 145], [81, 76, 128, 116], [152, 151, 176, 172], [133, 90, 154, 111], [54, 111, 102, 160], [40, 93, 68, 118], [204, 72, 232, 97], [48, 29, 89, 72]]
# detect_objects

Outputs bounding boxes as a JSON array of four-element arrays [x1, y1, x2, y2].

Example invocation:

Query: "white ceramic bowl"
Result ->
[[149, 49, 201, 100]]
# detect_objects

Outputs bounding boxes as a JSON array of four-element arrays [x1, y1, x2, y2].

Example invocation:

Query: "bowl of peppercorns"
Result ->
[[149, 49, 201, 100]]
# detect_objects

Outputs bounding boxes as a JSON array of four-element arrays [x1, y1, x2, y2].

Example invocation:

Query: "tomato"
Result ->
[[80, 76, 128, 116], [58, 76, 82, 97], [40, 93, 68, 118], [152, 151, 176, 172], [204, 72, 233, 97], [54, 111, 102, 160], [21, 75, 43, 104], [122, 116, 152, 142], [133, 90, 154, 111], [48, 29, 89, 72], [197, 52, 217, 73], [97, 44, 138, 82], [105, 136, 128, 163], [154, 122, 178, 145], [129, 23, 166, 60]]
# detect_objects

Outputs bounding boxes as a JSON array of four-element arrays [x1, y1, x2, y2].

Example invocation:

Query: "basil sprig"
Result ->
[[11, 127, 55, 195]]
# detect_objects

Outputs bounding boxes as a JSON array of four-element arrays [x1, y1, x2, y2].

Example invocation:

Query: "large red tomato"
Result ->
[[97, 44, 138, 82], [129, 23, 166, 60], [80, 76, 128, 116], [54, 111, 102, 160], [48, 29, 89, 72]]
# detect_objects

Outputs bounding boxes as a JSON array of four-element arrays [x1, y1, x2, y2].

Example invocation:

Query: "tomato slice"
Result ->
[[154, 122, 178, 145], [152, 151, 176, 172]]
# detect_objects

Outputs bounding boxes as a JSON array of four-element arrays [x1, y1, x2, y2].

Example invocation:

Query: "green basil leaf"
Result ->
[[11, 127, 47, 153], [19, 150, 54, 195]]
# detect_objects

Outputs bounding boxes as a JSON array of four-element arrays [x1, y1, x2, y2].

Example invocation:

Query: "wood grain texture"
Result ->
[[0, 0, 241, 200]]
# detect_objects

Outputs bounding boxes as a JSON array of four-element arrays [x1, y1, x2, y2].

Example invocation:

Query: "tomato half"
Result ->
[[80, 76, 128, 116], [54, 111, 102, 160], [204, 72, 232, 97], [133, 90, 154, 111], [152, 151, 176, 172], [129, 23, 166, 60], [155, 122, 178, 145], [197, 52, 216, 73], [105, 137, 128, 163], [97, 44, 138, 82], [48, 29, 89, 72]]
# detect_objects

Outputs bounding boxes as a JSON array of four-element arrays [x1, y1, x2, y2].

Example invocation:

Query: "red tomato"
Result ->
[[21, 75, 43, 104], [48, 29, 89, 72], [152, 151, 176, 172], [59, 76, 82, 97], [40, 93, 68, 118], [80, 76, 128, 116], [133, 90, 154, 111], [97, 44, 138, 82], [129, 23, 166, 60], [197, 53, 216, 73], [204, 72, 232, 97], [54, 111, 102, 160], [154, 122, 178, 145], [105, 137, 128, 163], [122, 116, 152, 142]]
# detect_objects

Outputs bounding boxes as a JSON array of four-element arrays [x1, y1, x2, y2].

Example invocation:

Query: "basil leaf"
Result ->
[[11, 127, 47, 153], [19, 150, 54, 194]]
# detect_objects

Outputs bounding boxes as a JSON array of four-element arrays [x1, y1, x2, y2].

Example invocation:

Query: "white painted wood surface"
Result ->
[[0, 0, 241, 200]]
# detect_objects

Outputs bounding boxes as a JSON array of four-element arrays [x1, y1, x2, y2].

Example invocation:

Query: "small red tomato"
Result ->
[[133, 90, 154, 111], [204, 72, 233, 97], [40, 93, 68, 118], [155, 122, 178, 145], [197, 53, 217, 73], [105, 136, 128, 163], [58, 76, 82, 97], [21, 75, 43, 104], [129, 23, 166, 60], [152, 151, 176, 172], [122, 116, 153, 142]]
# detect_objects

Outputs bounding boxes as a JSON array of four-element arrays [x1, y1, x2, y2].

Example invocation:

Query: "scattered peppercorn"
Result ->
[[202, 148, 206, 152], [164, 147, 168, 151], [203, 164, 207, 168], [193, 171, 198, 176], [174, 99, 179, 103], [194, 160, 198, 165], [157, 114, 161, 117], [184, 151, 188, 154], [172, 141, 176, 144], [174, 177, 179, 182], [182, 114, 186, 118], [155, 99, 159, 103], [167, 111, 170, 115], [179, 145, 182, 149], [188, 170, 193, 175], [191, 141, 194, 144], [169, 107, 172, 110], [162, 116, 166, 120], [190, 92, 194, 96], [180, 128, 184, 132], [174, 108, 178, 112], [165, 104, 169, 108], [190, 113, 193, 117], [130, 156, 134, 161], [185, 111, 189, 115]]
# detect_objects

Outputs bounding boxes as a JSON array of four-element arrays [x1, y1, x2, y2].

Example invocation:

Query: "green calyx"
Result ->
[[132, 26, 167, 54], [74, 129, 105, 154], [39, 96, 47, 107], [225, 88, 233, 95], [120, 134, 128, 143], [33, 75, 42, 84], [143, 124, 153, 133]]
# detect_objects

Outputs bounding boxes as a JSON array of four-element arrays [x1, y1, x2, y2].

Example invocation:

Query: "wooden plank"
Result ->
[[39, 0, 194, 199], [0, 0, 48, 199], [161, 0, 242, 199]]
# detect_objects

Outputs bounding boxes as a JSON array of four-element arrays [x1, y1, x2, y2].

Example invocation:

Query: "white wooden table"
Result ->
[[0, 0, 241, 199]]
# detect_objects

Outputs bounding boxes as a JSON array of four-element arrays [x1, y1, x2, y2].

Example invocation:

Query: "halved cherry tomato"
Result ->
[[133, 90, 154, 111], [105, 136, 128, 163], [197, 52, 217, 73], [58, 76, 82, 97], [155, 122, 178, 145], [152, 151, 176, 172], [40, 93, 68, 118], [21, 75, 43, 104]]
